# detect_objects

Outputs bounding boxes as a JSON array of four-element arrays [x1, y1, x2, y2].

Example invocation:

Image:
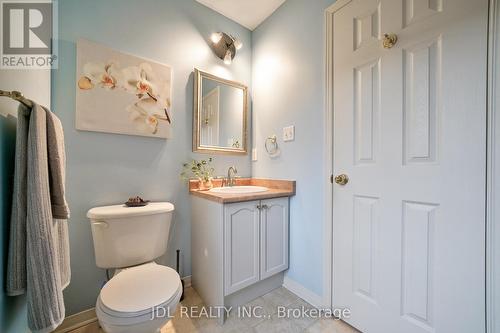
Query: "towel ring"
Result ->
[[265, 135, 278, 155]]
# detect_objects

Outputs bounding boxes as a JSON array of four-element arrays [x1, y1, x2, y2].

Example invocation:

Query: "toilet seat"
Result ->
[[96, 262, 182, 325]]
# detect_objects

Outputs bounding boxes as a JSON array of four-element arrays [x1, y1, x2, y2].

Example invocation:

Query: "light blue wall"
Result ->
[[0, 116, 28, 333], [54, 0, 252, 315], [252, 0, 335, 297]]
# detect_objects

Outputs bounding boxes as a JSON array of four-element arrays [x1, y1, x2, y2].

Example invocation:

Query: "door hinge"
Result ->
[[330, 174, 334, 183]]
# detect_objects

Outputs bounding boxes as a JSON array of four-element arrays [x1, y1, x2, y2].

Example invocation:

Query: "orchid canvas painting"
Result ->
[[76, 39, 172, 138]]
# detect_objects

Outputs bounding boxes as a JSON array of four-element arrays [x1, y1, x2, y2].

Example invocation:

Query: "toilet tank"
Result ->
[[87, 202, 175, 269]]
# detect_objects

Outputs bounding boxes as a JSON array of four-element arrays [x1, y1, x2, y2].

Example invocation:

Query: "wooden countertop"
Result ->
[[189, 178, 296, 204]]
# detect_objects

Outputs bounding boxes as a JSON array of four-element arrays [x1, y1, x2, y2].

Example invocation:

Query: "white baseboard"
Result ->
[[283, 276, 324, 309], [182, 275, 192, 288], [53, 308, 97, 333]]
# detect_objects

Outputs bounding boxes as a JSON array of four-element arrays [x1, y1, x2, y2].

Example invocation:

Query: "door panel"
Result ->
[[353, 3, 381, 51], [402, 0, 442, 28], [201, 86, 219, 146], [333, 0, 487, 332], [352, 195, 379, 303], [402, 37, 440, 165], [354, 59, 380, 165], [400, 201, 438, 330], [260, 197, 289, 280], [224, 201, 260, 295]]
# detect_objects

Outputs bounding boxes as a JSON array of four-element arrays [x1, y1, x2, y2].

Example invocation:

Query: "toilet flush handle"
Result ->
[[92, 220, 109, 228]]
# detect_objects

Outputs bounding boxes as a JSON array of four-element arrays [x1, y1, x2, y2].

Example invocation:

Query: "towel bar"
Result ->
[[0, 89, 33, 117]]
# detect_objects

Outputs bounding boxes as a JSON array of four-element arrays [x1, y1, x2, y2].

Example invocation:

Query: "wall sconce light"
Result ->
[[210, 32, 242, 65]]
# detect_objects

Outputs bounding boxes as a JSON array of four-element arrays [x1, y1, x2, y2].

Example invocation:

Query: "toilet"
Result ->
[[87, 202, 182, 333]]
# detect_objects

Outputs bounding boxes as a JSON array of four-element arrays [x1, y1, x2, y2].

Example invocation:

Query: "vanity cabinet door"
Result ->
[[260, 197, 289, 280], [224, 201, 260, 295]]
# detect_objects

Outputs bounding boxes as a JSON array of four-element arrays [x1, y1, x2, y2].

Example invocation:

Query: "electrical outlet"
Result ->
[[283, 125, 295, 142], [252, 148, 258, 161]]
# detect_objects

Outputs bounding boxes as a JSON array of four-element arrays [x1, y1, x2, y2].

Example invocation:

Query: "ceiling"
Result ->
[[196, 0, 286, 31]]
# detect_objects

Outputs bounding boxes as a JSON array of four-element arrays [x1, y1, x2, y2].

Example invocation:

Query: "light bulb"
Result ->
[[224, 50, 232, 65], [211, 32, 222, 44], [233, 39, 243, 50]]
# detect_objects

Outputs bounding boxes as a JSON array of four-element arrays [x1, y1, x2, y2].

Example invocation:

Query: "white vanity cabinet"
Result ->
[[224, 197, 289, 295], [191, 194, 290, 323]]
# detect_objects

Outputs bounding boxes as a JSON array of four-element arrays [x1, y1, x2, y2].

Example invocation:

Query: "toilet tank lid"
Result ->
[[87, 202, 174, 219]]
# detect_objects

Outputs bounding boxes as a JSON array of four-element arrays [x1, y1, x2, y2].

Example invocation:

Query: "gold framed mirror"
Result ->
[[193, 68, 248, 155]]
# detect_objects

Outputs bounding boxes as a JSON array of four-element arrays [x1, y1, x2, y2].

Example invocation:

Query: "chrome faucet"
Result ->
[[227, 166, 238, 187]]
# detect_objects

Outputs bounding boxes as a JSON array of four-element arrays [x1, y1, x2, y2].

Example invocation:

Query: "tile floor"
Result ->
[[75, 287, 359, 333]]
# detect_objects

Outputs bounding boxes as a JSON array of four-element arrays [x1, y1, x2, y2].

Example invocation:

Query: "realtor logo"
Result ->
[[1, 0, 58, 69]]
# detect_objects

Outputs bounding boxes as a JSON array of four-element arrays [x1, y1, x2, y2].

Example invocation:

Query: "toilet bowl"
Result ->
[[96, 262, 182, 333]]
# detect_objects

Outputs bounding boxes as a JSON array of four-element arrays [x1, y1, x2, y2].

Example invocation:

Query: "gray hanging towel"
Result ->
[[6, 102, 70, 333]]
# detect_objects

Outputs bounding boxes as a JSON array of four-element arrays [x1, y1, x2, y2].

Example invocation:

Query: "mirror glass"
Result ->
[[193, 69, 247, 154]]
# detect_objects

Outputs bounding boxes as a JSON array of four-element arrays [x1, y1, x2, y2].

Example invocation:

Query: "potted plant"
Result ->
[[181, 158, 215, 190]]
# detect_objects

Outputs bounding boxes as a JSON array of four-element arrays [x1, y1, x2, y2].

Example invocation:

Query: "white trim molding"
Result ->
[[53, 308, 98, 333], [487, 0, 499, 332], [324, 0, 353, 312], [182, 275, 192, 288], [283, 276, 324, 309], [322, 4, 334, 312]]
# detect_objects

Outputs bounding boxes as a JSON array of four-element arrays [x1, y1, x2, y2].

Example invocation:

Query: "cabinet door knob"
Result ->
[[261, 204, 269, 209], [256, 205, 262, 210]]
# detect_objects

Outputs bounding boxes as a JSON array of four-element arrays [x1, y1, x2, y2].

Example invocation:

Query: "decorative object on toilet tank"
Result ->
[[124, 196, 150, 207], [209, 32, 242, 65], [76, 39, 173, 138], [180, 157, 215, 190]]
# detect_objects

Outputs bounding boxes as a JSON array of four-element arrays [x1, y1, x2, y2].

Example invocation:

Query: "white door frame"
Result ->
[[201, 86, 220, 146], [322, 0, 356, 312], [487, 0, 499, 331], [322, 0, 499, 331]]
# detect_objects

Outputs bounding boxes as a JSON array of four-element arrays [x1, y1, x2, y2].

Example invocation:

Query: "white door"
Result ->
[[260, 198, 289, 280], [224, 201, 260, 295], [332, 1, 487, 332], [201, 86, 219, 146]]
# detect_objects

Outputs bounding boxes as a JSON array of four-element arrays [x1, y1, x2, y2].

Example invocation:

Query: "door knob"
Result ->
[[382, 33, 398, 49], [334, 174, 349, 185]]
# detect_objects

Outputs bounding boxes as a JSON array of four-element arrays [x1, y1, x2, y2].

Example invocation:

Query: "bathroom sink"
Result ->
[[209, 186, 268, 194]]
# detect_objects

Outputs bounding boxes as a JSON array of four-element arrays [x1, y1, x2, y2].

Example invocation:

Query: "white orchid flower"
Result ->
[[78, 62, 121, 90], [77, 59, 173, 130], [153, 81, 172, 122], [154, 80, 171, 107], [127, 97, 169, 134], [121, 63, 159, 97]]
